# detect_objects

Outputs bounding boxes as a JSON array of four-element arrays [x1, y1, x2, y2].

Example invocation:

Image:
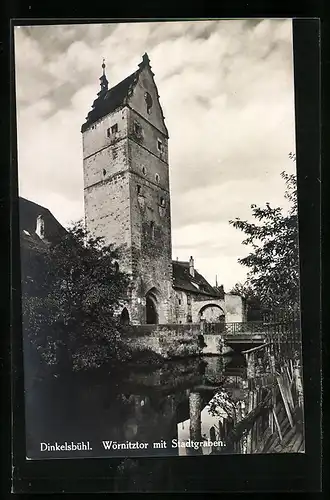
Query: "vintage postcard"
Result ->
[[14, 19, 305, 461]]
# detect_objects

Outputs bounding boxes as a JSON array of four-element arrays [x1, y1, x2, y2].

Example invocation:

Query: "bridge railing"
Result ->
[[202, 321, 268, 335], [202, 319, 301, 339]]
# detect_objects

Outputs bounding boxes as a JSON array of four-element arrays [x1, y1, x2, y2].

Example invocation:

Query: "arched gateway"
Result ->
[[145, 287, 160, 324], [198, 303, 225, 323], [120, 307, 130, 325]]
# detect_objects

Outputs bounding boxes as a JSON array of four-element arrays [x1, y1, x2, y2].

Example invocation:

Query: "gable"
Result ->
[[81, 53, 168, 137], [127, 63, 168, 138]]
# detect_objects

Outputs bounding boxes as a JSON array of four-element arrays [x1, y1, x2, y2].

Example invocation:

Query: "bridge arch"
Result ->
[[145, 287, 160, 324], [198, 303, 225, 323]]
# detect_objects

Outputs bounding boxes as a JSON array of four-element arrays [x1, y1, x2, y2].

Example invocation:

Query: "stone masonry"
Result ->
[[82, 54, 173, 324], [81, 54, 245, 326]]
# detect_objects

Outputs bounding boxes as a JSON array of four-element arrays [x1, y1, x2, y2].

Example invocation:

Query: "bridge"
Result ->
[[124, 316, 301, 359], [201, 319, 301, 352]]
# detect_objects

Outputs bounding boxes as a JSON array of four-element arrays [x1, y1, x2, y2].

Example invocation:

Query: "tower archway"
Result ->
[[120, 307, 130, 325], [145, 288, 159, 324]]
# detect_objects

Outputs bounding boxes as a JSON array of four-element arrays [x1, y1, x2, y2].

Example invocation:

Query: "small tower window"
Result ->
[[134, 122, 142, 137], [160, 197, 165, 206], [142, 166, 146, 175], [103, 169, 106, 176], [150, 221, 155, 239], [111, 123, 118, 134], [178, 299, 182, 305], [155, 173, 160, 183], [107, 128, 110, 137], [137, 185, 141, 195], [157, 139, 163, 152], [144, 92, 153, 114]]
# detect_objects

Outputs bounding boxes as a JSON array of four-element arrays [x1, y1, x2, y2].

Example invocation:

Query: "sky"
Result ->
[[14, 19, 296, 290]]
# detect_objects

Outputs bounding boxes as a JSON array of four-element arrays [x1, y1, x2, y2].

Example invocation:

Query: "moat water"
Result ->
[[25, 352, 249, 459]]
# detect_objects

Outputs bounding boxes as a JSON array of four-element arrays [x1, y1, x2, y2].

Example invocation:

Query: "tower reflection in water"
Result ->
[[176, 353, 248, 456], [25, 353, 248, 459]]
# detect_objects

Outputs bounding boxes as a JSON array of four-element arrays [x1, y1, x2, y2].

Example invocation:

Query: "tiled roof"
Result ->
[[81, 53, 168, 137], [81, 69, 140, 133], [21, 230, 49, 253], [19, 197, 67, 249], [18, 198, 223, 301], [172, 260, 223, 298]]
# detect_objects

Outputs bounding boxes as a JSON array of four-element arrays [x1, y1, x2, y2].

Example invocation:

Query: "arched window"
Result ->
[[155, 173, 160, 183], [160, 197, 165, 207]]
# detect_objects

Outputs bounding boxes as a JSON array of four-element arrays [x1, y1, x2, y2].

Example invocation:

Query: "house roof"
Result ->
[[19, 197, 67, 249], [18, 198, 223, 300], [172, 260, 223, 298]]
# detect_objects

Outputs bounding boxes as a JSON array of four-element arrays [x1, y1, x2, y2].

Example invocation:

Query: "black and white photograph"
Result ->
[[14, 19, 305, 460]]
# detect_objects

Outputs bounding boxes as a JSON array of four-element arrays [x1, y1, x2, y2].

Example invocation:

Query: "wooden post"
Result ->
[[189, 392, 203, 454], [246, 352, 256, 379], [251, 390, 258, 452], [277, 375, 294, 428], [246, 391, 253, 453], [272, 407, 282, 441], [294, 363, 304, 409]]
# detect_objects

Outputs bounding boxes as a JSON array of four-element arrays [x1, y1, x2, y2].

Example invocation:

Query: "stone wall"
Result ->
[[224, 293, 246, 322], [127, 103, 172, 324], [82, 66, 174, 325], [202, 334, 222, 355], [122, 324, 233, 359], [83, 107, 133, 275], [171, 292, 245, 325], [123, 324, 202, 359], [191, 298, 225, 323]]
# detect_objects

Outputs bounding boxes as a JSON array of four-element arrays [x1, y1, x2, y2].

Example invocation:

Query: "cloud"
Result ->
[[14, 19, 296, 289]]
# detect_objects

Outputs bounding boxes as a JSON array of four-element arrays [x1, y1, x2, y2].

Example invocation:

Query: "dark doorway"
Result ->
[[120, 307, 130, 326], [146, 295, 158, 324]]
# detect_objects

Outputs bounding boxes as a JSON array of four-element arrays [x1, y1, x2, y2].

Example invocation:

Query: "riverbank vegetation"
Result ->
[[229, 156, 299, 317], [21, 221, 134, 377]]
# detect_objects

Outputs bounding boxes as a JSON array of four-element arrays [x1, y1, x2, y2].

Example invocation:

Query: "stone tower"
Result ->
[[81, 54, 173, 325]]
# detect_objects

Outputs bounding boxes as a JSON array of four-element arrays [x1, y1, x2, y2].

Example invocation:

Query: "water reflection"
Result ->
[[25, 352, 263, 459]]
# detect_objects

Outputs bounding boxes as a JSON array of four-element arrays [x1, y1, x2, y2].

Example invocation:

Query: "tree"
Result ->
[[229, 157, 299, 313], [21, 221, 130, 373]]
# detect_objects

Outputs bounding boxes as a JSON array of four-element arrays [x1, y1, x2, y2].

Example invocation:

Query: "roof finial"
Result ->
[[142, 52, 150, 63], [99, 57, 108, 93], [139, 52, 151, 70]]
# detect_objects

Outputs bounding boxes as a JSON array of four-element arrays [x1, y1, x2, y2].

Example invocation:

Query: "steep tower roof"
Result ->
[[81, 53, 168, 136]]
